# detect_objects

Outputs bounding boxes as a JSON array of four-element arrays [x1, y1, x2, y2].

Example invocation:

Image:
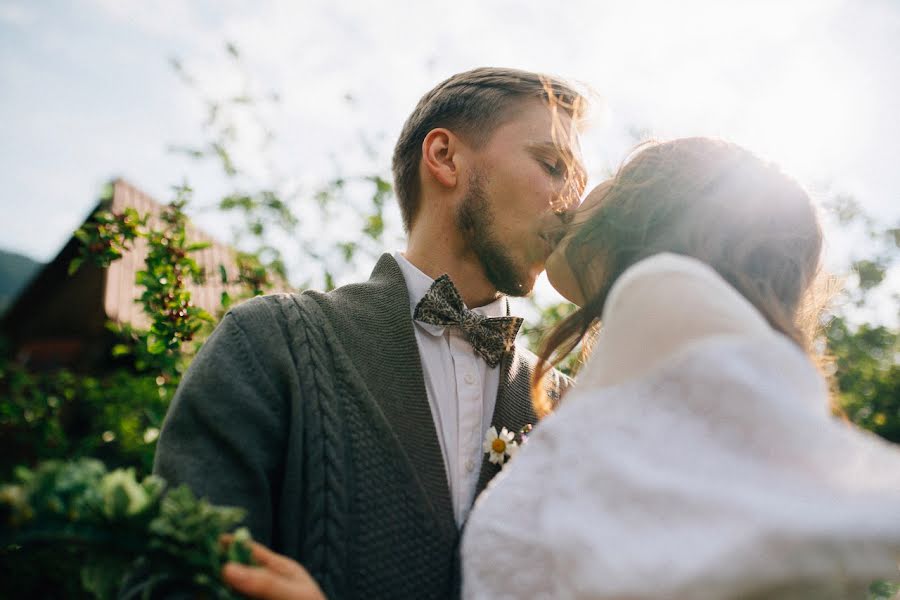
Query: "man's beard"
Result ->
[[455, 171, 531, 297]]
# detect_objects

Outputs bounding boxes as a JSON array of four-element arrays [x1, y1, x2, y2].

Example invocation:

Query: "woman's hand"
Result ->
[[221, 536, 326, 600]]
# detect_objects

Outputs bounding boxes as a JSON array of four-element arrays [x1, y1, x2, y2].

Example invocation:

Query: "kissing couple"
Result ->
[[147, 68, 900, 599]]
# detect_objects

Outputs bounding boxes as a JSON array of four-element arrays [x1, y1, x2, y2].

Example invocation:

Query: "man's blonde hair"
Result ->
[[391, 67, 587, 231]]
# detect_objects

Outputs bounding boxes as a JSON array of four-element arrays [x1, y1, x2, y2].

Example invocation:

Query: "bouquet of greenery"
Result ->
[[0, 458, 254, 599]]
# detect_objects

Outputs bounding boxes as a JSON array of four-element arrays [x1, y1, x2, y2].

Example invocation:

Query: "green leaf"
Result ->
[[869, 580, 900, 599], [227, 527, 255, 565], [888, 228, 900, 249], [186, 242, 211, 252], [81, 554, 130, 599], [339, 242, 357, 262], [212, 143, 237, 177], [220, 195, 254, 211], [111, 344, 131, 358], [68, 257, 84, 276], [314, 189, 332, 207], [105, 485, 131, 519], [853, 259, 887, 290], [363, 213, 384, 240], [98, 181, 115, 202], [826, 193, 862, 225], [146, 336, 167, 355], [134, 271, 153, 287], [373, 175, 392, 194]]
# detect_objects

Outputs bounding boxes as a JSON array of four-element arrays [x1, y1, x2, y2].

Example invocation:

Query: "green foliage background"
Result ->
[[1, 44, 898, 598]]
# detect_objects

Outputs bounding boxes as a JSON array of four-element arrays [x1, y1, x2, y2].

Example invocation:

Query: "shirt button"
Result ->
[[464, 373, 476, 385], [465, 458, 476, 472]]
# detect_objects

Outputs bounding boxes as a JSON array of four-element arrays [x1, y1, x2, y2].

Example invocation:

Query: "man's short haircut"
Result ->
[[391, 67, 587, 231]]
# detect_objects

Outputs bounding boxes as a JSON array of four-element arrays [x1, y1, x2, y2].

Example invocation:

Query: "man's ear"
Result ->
[[421, 128, 460, 189]]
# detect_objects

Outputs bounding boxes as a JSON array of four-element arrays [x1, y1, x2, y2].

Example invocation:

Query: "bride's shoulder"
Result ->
[[613, 251, 715, 281], [604, 252, 755, 319], [572, 252, 779, 393]]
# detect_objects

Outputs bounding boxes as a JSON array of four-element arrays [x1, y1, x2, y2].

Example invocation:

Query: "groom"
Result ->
[[152, 67, 587, 600]]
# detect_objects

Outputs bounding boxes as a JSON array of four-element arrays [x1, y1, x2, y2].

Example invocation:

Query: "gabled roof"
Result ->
[[1, 179, 272, 367]]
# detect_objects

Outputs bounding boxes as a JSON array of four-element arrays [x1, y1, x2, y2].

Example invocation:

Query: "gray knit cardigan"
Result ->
[[153, 253, 567, 599]]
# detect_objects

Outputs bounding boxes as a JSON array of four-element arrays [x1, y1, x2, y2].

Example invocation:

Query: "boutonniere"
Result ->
[[483, 424, 533, 467]]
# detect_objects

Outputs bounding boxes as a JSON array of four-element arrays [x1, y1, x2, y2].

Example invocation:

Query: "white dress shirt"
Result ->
[[394, 251, 504, 526]]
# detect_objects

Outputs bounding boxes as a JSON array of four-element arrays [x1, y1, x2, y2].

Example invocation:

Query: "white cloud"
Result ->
[[0, 1, 36, 27]]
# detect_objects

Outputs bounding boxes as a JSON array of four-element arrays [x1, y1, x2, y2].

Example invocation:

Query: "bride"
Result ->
[[461, 137, 900, 599]]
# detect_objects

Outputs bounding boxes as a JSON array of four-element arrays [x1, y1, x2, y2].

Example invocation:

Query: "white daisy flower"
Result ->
[[483, 426, 518, 466]]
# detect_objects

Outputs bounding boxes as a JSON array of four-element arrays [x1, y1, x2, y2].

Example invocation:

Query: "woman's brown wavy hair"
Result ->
[[532, 137, 828, 417]]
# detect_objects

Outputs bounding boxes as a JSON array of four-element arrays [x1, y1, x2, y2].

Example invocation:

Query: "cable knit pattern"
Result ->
[[150, 254, 560, 600], [290, 294, 348, 598]]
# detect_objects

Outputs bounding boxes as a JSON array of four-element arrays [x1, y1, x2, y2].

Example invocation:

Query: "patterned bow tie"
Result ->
[[413, 274, 523, 368]]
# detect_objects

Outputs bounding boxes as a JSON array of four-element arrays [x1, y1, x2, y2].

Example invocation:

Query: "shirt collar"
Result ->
[[393, 251, 508, 337]]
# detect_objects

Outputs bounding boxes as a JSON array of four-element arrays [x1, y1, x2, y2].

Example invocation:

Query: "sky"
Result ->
[[1, 0, 898, 323]]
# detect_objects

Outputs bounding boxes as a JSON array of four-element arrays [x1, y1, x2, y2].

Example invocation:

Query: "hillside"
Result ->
[[0, 248, 42, 315]]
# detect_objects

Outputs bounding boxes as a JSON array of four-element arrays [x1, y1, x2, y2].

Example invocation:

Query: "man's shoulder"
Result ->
[[226, 253, 403, 322], [511, 344, 574, 399], [210, 294, 305, 359], [300, 255, 411, 336], [514, 344, 568, 379], [225, 290, 358, 341], [515, 343, 539, 364], [223, 274, 407, 358], [227, 292, 306, 327]]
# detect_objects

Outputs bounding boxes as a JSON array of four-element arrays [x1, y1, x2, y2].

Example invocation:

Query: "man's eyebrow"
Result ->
[[528, 141, 564, 154]]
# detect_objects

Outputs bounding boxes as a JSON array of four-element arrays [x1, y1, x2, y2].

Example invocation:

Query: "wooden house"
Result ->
[[1, 179, 257, 371]]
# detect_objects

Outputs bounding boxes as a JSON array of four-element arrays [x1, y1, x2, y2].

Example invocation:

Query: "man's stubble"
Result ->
[[455, 170, 532, 298]]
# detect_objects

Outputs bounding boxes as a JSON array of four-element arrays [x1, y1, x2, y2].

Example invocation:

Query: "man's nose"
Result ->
[[552, 186, 582, 213]]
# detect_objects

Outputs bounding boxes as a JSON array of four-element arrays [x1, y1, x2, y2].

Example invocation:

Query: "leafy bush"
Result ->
[[0, 459, 254, 599]]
